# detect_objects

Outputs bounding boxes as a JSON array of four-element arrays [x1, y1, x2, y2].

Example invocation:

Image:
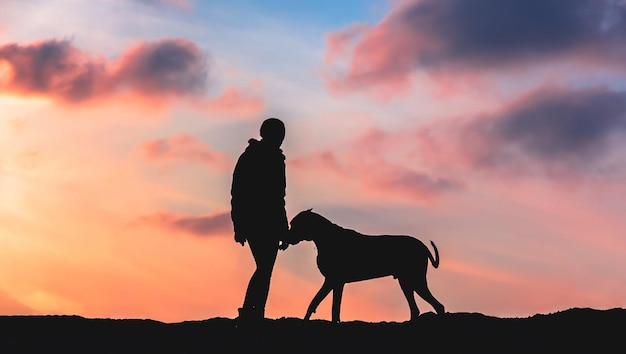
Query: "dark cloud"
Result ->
[[462, 86, 626, 174], [400, 0, 626, 69], [142, 212, 231, 237], [0, 39, 105, 102], [0, 38, 207, 102], [115, 39, 206, 96], [326, 0, 626, 91]]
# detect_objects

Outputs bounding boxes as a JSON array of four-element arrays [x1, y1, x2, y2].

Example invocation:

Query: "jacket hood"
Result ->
[[247, 138, 283, 154]]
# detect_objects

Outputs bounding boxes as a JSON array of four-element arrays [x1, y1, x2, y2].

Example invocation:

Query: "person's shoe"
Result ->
[[236, 307, 262, 331]]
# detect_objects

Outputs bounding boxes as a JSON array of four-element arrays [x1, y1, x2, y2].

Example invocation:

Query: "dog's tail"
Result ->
[[428, 241, 440, 268]]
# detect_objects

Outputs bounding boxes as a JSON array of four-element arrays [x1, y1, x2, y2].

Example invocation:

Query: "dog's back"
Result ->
[[314, 224, 436, 283]]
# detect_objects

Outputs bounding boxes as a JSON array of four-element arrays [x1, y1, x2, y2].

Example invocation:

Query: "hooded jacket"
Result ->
[[230, 138, 288, 242]]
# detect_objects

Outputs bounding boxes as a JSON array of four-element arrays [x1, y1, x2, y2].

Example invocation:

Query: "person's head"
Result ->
[[260, 118, 285, 148]]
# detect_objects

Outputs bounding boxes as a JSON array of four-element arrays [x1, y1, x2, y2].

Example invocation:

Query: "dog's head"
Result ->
[[288, 208, 330, 243]]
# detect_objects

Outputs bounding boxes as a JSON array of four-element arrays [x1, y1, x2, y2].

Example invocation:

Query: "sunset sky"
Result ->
[[1, 0, 625, 323]]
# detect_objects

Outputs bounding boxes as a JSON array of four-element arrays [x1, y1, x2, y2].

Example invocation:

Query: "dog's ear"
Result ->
[[306, 208, 313, 212]]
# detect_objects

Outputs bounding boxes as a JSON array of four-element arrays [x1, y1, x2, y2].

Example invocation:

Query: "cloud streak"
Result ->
[[139, 211, 231, 237], [133, 0, 192, 11]]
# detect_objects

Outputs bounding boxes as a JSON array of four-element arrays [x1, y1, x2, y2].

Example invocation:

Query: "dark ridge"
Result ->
[[0, 308, 624, 353]]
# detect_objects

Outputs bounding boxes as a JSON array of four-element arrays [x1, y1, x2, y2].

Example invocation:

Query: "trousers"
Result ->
[[241, 236, 279, 318]]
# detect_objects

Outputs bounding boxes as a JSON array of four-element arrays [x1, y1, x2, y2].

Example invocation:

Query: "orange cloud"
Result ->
[[0, 289, 37, 315]]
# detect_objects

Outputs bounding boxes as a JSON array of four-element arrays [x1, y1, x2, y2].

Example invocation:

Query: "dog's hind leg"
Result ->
[[331, 283, 344, 323], [415, 276, 445, 315], [304, 279, 332, 320], [398, 278, 420, 321]]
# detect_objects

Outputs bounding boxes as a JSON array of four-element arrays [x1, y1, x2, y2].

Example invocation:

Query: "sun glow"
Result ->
[[22, 291, 84, 315], [0, 170, 25, 216], [0, 94, 53, 107]]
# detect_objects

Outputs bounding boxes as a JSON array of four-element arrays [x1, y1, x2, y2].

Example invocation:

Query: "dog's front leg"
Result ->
[[331, 283, 344, 323], [304, 280, 332, 320]]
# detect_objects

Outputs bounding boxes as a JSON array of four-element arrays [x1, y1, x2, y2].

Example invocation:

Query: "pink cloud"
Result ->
[[292, 84, 626, 205], [140, 133, 230, 169], [290, 129, 460, 203], [324, 18, 420, 97], [324, 22, 371, 65]]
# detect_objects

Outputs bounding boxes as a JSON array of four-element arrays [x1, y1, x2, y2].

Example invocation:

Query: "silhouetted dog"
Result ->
[[287, 209, 444, 323]]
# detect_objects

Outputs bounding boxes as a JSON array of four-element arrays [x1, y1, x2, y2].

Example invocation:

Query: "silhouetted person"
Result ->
[[231, 118, 289, 326]]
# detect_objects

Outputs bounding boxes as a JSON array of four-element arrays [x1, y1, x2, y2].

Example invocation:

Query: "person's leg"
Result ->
[[241, 236, 279, 319]]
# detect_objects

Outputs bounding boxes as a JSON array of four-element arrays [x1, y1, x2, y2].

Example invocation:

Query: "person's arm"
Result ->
[[277, 153, 291, 250], [230, 152, 253, 246]]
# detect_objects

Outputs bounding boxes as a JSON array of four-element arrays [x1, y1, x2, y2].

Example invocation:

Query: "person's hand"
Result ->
[[278, 241, 289, 251], [234, 232, 246, 246]]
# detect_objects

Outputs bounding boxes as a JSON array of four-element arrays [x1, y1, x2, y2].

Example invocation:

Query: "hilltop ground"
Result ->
[[0, 308, 624, 353]]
